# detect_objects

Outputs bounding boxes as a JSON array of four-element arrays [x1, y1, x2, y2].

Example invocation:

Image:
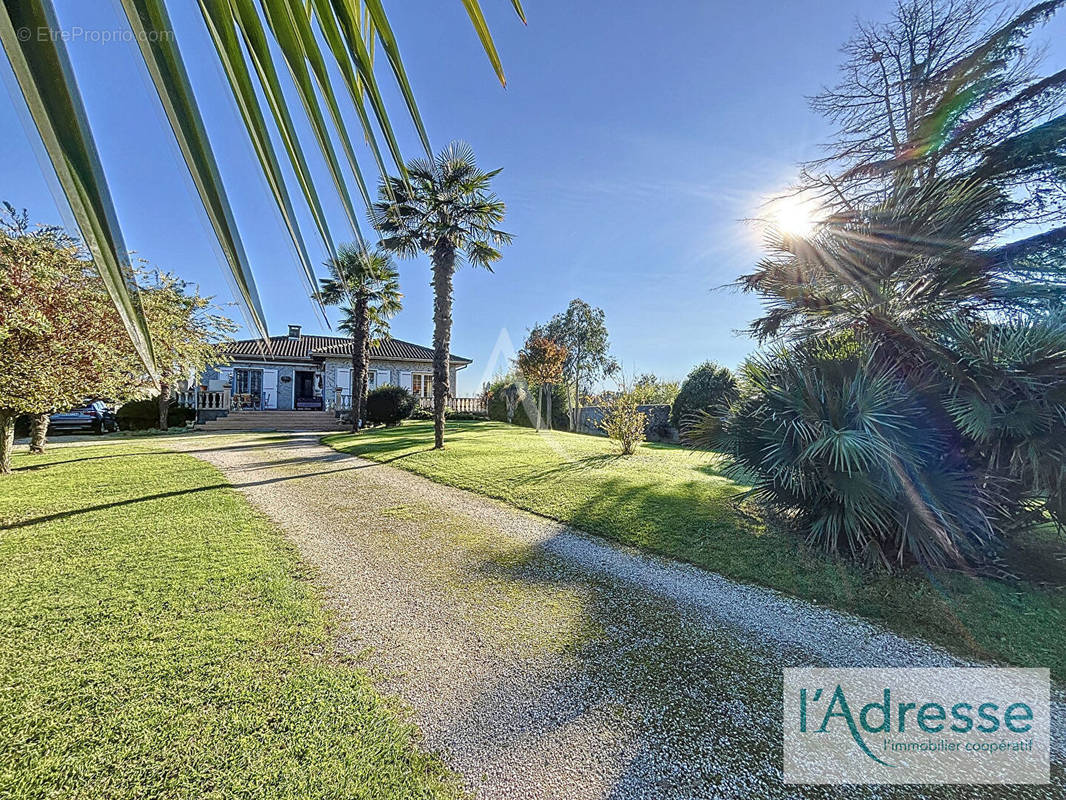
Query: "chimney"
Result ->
[[287, 324, 301, 339]]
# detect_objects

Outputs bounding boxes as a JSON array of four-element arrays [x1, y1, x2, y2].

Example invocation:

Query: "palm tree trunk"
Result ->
[[0, 410, 13, 474], [351, 292, 369, 432], [30, 413, 49, 453], [430, 246, 455, 449], [361, 334, 371, 427], [158, 380, 171, 430]]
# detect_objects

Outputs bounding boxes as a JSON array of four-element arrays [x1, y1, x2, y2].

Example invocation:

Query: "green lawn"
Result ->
[[0, 442, 458, 800], [325, 420, 1066, 681]]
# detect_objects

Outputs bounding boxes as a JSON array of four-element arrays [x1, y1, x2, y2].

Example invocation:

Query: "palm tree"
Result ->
[[372, 142, 511, 449], [315, 243, 402, 431]]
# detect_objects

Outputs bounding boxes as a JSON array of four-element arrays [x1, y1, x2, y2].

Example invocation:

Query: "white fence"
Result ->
[[174, 388, 231, 411], [415, 396, 486, 413]]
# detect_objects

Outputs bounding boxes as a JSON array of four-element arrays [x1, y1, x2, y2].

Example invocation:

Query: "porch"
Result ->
[[184, 364, 326, 414]]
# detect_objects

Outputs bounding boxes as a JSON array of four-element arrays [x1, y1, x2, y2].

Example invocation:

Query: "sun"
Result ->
[[766, 195, 820, 238]]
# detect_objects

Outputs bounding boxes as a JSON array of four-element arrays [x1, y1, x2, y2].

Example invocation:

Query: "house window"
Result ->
[[233, 368, 262, 410], [411, 373, 433, 398]]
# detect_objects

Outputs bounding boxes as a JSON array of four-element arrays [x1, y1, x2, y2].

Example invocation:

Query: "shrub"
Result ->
[[410, 406, 433, 421], [446, 410, 488, 421], [116, 398, 195, 431], [630, 374, 680, 406], [598, 391, 647, 455], [944, 312, 1066, 536], [410, 406, 486, 422], [364, 386, 415, 426], [486, 378, 568, 429], [684, 342, 993, 569], [671, 361, 737, 431]]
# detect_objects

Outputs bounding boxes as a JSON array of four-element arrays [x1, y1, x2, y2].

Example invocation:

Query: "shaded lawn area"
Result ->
[[0, 443, 458, 800], [325, 421, 1066, 681]]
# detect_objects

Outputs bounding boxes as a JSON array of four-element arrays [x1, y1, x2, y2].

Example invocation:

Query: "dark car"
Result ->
[[49, 400, 118, 435]]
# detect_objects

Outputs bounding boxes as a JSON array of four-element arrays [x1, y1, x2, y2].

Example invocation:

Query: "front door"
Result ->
[[294, 370, 320, 409]]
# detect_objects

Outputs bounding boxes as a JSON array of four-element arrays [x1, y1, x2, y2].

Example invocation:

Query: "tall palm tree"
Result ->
[[315, 243, 402, 431], [373, 142, 511, 449]]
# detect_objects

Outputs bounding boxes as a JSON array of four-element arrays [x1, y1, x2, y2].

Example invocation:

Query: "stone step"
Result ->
[[208, 412, 336, 419], [198, 425, 342, 432], [197, 410, 344, 432]]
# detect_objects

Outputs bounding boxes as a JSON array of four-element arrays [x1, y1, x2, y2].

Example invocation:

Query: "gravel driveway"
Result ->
[[169, 432, 1062, 800]]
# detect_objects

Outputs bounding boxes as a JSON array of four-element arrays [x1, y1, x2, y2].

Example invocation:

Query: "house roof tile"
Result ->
[[222, 334, 471, 364]]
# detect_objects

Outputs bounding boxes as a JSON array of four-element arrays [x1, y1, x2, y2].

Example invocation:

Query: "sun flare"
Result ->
[[767, 195, 820, 238]]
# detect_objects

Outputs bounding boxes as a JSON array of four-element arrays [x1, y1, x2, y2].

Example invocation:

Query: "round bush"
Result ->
[[365, 386, 415, 426], [116, 398, 195, 431], [671, 361, 737, 430]]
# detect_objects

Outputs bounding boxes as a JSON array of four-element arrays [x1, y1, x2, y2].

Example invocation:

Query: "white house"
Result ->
[[199, 324, 471, 411]]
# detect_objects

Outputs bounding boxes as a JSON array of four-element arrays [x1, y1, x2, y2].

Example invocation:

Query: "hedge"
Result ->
[[116, 399, 195, 431]]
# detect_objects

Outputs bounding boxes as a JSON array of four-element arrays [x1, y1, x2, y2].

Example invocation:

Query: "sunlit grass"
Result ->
[[0, 443, 459, 800], [325, 421, 1066, 680]]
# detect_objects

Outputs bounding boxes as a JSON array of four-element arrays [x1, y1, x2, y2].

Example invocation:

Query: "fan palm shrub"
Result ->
[[944, 311, 1066, 534], [687, 340, 995, 569], [314, 244, 402, 430], [373, 142, 511, 449]]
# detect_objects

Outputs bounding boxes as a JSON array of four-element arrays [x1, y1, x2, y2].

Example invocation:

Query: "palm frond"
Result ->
[[198, 0, 326, 325], [230, 0, 337, 261], [258, 0, 364, 241], [119, 0, 270, 344], [0, 0, 159, 380], [5, 0, 522, 360]]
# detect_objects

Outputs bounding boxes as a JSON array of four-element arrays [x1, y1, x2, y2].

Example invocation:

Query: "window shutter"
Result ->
[[261, 369, 278, 409], [336, 368, 351, 392], [377, 369, 391, 386], [400, 371, 413, 391]]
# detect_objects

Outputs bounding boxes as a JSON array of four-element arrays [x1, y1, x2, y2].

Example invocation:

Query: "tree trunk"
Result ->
[[158, 381, 171, 430], [430, 246, 456, 449], [30, 413, 49, 454], [359, 313, 372, 427], [546, 385, 552, 430], [570, 346, 583, 431], [573, 373, 581, 432], [0, 410, 13, 474], [361, 336, 371, 428], [350, 292, 369, 432]]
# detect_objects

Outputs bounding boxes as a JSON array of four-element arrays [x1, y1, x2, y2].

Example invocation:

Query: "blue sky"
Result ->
[[3, 1, 1064, 394]]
